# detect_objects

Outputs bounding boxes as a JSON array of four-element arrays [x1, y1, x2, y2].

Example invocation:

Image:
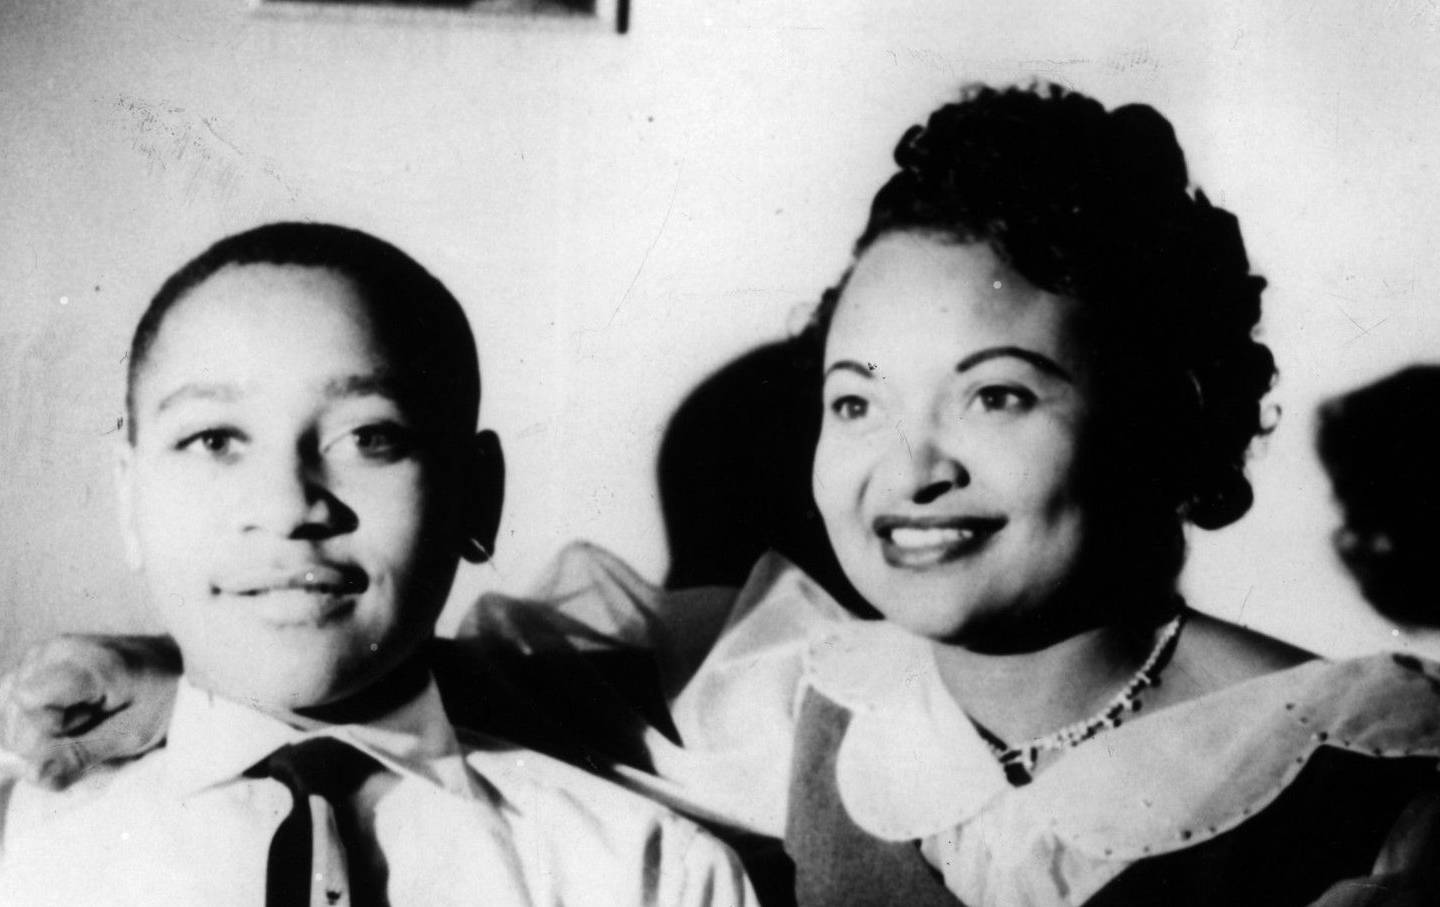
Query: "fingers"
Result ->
[[11, 664, 118, 733], [0, 636, 134, 784], [8, 637, 129, 704], [26, 735, 99, 791], [5, 698, 173, 793], [6, 637, 126, 716]]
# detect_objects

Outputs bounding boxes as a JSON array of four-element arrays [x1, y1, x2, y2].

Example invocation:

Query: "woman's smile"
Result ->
[[813, 233, 1094, 644], [874, 515, 1006, 569]]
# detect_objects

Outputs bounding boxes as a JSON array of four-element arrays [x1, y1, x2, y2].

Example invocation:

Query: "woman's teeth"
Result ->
[[889, 526, 974, 549]]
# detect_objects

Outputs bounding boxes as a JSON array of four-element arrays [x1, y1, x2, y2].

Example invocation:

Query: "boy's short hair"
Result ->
[[127, 222, 480, 442]]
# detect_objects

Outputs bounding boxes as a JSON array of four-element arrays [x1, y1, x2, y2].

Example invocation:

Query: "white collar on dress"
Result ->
[[163, 674, 478, 800], [806, 621, 1440, 855]]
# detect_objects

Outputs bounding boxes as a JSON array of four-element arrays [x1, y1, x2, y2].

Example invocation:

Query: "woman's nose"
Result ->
[[882, 424, 969, 504], [235, 451, 351, 539], [911, 454, 968, 504]]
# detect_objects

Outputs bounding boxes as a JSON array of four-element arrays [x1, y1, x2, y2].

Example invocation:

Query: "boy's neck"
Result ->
[[283, 648, 436, 730]]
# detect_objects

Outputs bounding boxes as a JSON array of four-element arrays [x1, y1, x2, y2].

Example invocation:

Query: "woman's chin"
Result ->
[[868, 591, 991, 645]]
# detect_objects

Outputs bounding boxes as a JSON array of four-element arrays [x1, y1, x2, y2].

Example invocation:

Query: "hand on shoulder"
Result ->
[[0, 635, 179, 790]]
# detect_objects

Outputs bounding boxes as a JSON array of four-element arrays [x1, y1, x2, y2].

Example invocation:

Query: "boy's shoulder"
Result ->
[[455, 728, 755, 906], [2, 750, 160, 841], [0, 747, 169, 900], [457, 725, 694, 831]]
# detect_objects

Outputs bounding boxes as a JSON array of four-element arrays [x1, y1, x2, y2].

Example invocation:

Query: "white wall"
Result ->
[[4, 0, 1440, 668]]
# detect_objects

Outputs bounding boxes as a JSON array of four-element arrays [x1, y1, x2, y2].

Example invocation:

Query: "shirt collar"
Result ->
[[163, 675, 476, 799]]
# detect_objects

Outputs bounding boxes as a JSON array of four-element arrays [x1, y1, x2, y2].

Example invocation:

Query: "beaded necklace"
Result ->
[[977, 611, 1186, 786]]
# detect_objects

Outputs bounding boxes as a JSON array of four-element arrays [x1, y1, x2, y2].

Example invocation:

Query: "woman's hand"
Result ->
[[0, 635, 181, 789]]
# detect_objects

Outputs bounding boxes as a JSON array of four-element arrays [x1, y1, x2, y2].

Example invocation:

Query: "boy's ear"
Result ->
[[460, 429, 505, 564], [112, 441, 143, 572]]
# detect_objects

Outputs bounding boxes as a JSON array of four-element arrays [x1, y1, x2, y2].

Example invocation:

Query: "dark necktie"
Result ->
[[245, 737, 384, 907]]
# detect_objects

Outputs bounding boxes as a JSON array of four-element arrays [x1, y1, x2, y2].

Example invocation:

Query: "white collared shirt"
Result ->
[[0, 677, 755, 907]]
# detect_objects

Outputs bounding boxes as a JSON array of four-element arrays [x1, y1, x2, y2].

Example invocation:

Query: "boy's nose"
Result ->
[[236, 453, 351, 539]]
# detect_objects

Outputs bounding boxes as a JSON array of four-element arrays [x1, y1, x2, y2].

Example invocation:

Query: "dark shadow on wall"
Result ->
[[657, 337, 876, 617], [1317, 364, 1440, 630]]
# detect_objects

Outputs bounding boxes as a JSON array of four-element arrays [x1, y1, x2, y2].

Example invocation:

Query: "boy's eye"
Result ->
[[974, 386, 1036, 414], [329, 423, 415, 462], [177, 428, 245, 458], [829, 395, 870, 422]]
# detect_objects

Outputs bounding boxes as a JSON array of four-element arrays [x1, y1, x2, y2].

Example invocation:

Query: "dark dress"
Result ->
[[784, 651, 1440, 907]]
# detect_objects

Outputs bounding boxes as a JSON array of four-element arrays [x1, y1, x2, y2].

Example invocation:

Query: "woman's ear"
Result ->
[[113, 441, 143, 572], [460, 430, 505, 564]]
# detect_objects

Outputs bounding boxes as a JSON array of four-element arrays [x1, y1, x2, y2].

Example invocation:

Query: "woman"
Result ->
[[6, 83, 1440, 907], [780, 82, 1440, 906]]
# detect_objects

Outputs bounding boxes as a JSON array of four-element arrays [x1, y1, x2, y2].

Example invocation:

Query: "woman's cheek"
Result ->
[[812, 439, 857, 513]]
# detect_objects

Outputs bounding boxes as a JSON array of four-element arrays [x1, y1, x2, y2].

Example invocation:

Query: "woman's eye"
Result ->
[[974, 386, 1036, 414], [177, 428, 241, 456], [829, 396, 870, 422]]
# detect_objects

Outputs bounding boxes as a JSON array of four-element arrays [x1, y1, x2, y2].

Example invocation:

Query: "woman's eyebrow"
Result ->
[[956, 346, 1073, 382], [822, 360, 877, 380]]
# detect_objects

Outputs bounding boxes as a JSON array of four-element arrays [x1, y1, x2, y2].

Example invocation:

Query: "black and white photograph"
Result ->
[[2, 1, 1439, 904]]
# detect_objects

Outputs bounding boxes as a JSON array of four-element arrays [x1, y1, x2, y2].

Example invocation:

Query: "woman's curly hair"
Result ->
[[806, 84, 1275, 571]]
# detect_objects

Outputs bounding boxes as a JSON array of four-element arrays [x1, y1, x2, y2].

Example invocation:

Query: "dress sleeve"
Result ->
[[451, 542, 853, 839], [643, 551, 854, 838], [455, 547, 846, 840], [454, 540, 741, 689]]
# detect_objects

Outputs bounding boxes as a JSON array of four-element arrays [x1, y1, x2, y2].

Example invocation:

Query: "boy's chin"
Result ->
[[198, 670, 357, 715], [194, 651, 421, 722]]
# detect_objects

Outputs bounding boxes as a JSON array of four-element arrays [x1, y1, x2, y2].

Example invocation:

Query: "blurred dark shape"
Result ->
[[1317, 365, 1440, 628], [657, 338, 876, 617], [283, 0, 584, 9], [284, 0, 474, 6]]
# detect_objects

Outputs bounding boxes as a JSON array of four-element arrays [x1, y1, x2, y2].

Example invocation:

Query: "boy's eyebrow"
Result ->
[[153, 373, 401, 414], [321, 372, 400, 400], [155, 382, 240, 413], [956, 346, 1074, 382]]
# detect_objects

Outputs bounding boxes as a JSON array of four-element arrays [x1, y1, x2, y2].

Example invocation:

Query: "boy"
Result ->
[[0, 222, 755, 906]]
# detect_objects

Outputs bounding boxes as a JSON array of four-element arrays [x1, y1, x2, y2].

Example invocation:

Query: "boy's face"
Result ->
[[118, 263, 467, 713]]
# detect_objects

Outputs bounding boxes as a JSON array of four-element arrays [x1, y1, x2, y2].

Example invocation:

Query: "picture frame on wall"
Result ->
[[250, 0, 628, 33]]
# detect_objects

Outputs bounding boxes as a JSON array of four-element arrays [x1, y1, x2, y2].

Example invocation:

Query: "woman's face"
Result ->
[[813, 233, 1098, 646]]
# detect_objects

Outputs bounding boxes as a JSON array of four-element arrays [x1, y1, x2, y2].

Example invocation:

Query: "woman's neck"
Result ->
[[930, 621, 1155, 747]]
